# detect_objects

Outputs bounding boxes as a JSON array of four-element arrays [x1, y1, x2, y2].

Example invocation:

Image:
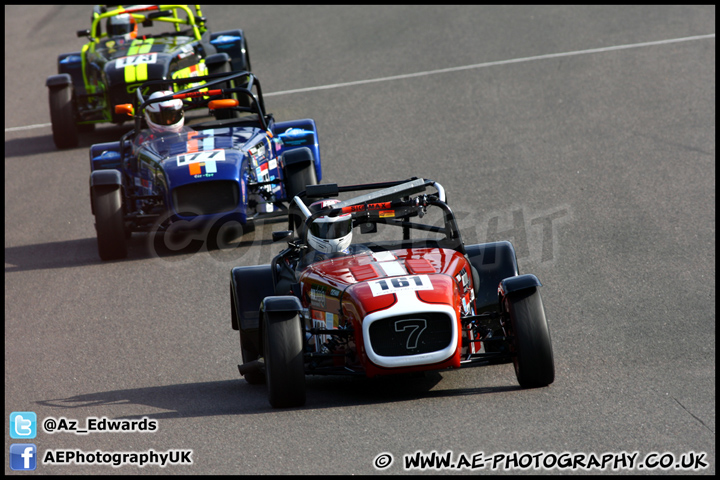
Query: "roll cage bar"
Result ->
[[292, 178, 465, 255], [129, 70, 270, 133], [83, 5, 206, 42]]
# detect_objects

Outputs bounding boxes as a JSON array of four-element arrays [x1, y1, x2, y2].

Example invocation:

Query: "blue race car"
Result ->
[[88, 71, 321, 260]]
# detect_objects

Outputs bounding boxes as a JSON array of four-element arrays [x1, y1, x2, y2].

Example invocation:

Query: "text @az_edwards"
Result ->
[[43, 416, 157, 434]]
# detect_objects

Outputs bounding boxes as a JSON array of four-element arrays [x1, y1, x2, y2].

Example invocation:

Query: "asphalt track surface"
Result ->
[[5, 5, 715, 475]]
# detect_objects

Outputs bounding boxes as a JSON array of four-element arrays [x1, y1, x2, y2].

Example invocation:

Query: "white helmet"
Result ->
[[145, 90, 184, 134], [307, 199, 353, 254]]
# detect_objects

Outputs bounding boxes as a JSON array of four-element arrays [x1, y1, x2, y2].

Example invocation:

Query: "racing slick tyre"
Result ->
[[232, 294, 265, 385], [49, 84, 78, 149], [209, 59, 241, 120], [285, 161, 317, 235], [465, 241, 518, 313], [242, 38, 252, 72], [285, 161, 318, 199], [466, 241, 519, 354], [239, 334, 265, 385], [231, 265, 276, 385], [506, 288, 554, 388], [263, 310, 306, 408], [93, 186, 128, 260]]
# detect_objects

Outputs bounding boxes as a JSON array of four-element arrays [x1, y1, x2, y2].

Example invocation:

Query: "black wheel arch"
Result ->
[[465, 240, 519, 313], [230, 264, 276, 331], [257, 295, 303, 358]]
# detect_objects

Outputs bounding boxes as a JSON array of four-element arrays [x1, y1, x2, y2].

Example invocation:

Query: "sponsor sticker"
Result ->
[[310, 286, 326, 308], [326, 311, 337, 329]]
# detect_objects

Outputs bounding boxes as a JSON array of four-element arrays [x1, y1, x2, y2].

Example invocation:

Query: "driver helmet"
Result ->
[[307, 199, 353, 254], [107, 13, 137, 40], [144, 91, 185, 134]]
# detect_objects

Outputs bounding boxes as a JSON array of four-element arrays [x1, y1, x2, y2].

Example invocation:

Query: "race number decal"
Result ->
[[368, 275, 433, 297], [394, 318, 427, 350], [115, 53, 158, 68], [176, 149, 226, 166]]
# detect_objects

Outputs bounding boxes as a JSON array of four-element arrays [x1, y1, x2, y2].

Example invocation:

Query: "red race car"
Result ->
[[230, 178, 554, 408]]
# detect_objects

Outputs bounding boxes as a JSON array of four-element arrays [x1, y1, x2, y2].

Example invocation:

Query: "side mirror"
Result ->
[[115, 104, 135, 117], [272, 230, 293, 242]]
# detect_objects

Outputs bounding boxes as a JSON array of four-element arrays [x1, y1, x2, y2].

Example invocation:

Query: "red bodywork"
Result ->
[[299, 247, 476, 378]]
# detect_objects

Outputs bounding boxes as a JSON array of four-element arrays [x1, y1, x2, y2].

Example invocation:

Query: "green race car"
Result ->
[[46, 5, 251, 149]]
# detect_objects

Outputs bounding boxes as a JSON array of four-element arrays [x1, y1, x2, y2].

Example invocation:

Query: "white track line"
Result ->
[[5, 122, 52, 132], [265, 34, 715, 97], [5, 34, 714, 133]]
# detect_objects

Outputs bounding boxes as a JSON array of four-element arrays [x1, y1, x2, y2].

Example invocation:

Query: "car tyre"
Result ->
[[93, 186, 128, 260], [285, 161, 318, 199], [242, 38, 252, 72], [232, 292, 265, 385], [209, 60, 247, 119], [263, 310, 306, 408], [231, 265, 276, 385], [49, 84, 79, 149], [466, 241, 519, 353], [285, 162, 317, 234], [506, 288, 554, 388]]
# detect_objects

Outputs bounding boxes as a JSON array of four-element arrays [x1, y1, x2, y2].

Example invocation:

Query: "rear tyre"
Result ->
[[264, 311, 306, 408], [49, 84, 78, 149], [93, 186, 127, 260], [231, 265, 276, 384], [232, 291, 265, 385], [285, 161, 318, 199], [285, 161, 317, 235], [209, 60, 240, 120], [243, 38, 252, 72], [466, 242, 519, 353], [506, 288, 554, 388]]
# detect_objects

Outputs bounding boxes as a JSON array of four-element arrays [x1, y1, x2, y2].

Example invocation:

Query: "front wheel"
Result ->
[[49, 85, 78, 149], [263, 310, 306, 408], [506, 288, 554, 388], [93, 186, 127, 260]]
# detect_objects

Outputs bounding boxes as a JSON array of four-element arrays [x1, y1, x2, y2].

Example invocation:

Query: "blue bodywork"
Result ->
[[88, 72, 322, 240]]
